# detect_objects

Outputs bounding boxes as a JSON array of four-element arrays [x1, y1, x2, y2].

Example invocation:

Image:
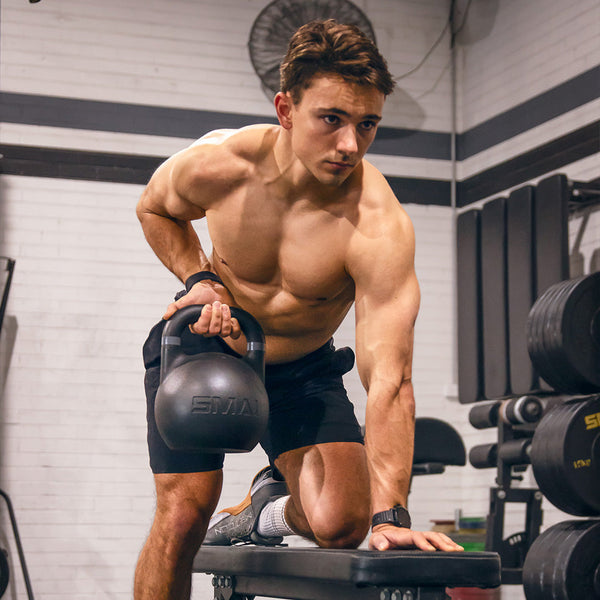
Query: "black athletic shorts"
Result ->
[[143, 318, 364, 474]]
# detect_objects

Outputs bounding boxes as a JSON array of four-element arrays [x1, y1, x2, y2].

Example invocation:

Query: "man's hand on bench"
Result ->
[[369, 525, 465, 552]]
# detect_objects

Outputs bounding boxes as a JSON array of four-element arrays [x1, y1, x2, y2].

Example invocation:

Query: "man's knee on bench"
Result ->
[[307, 503, 370, 549]]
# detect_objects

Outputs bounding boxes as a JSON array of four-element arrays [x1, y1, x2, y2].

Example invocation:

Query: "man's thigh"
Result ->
[[154, 470, 223, 516], [262, 343, 363, 463]]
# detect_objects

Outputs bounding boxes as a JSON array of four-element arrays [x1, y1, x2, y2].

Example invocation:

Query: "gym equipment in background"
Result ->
[[0, 258, 35, 600], [248, 0, 376, 96], [457, 173, 600, 598]]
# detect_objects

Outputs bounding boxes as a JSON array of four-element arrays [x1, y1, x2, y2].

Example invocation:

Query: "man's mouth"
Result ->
[[327, 161, 354, 169]]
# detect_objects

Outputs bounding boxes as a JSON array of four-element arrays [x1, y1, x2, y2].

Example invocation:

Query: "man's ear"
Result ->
[[274, 92, 293, 129]]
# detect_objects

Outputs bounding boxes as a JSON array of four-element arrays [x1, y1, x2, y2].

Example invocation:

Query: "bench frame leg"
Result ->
[[210, 572, 449, 600]]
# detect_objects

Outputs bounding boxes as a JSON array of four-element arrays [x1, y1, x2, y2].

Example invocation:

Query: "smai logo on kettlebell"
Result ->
[[155, 304, 270, 453], [192, 395, 259, 416]]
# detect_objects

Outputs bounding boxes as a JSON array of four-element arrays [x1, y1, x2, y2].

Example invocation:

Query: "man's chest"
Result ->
[[206, 196, 354, 301]]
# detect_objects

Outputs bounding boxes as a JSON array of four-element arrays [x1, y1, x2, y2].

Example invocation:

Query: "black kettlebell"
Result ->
[[155, 305, 269, 453]]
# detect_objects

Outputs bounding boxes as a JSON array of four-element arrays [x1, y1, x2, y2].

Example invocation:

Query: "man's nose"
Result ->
[[336, 126, 358, 155]]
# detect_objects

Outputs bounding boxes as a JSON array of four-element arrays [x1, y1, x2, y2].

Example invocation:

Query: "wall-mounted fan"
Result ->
[[248, 0, 377, 96]]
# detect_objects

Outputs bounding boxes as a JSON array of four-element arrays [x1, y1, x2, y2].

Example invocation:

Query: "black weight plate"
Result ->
[[562, 396, 600, 516], [523, 519, 600, 600], [527, 285, 557, 387], [529, 277, 592, 393], [528, 280, 574, 392], [531, 396, 600, 515], [542, 278, 582, 393], [559, 272, 600, 392], [531, 400, 575, 515], [522, 520, 571, 600], [532, 280, 573, 390], [544, 277, 589, 392], [548, 398, 589, 515], [531, 401, 572, 514], [530, 287, 558, 387], [534, 398, 599, 516], [535, 273, 600, 394]]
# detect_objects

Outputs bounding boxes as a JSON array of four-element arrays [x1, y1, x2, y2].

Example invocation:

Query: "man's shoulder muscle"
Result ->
[[173, 125, 277, 203], [354, 162, 411, 237], [347, 163, 415, 285]]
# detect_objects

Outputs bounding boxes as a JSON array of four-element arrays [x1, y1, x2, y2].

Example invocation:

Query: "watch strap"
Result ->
[[371, 504, 411, 529]]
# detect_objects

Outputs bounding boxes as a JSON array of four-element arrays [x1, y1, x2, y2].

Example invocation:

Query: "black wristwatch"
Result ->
[[371, 504, 411, 529]]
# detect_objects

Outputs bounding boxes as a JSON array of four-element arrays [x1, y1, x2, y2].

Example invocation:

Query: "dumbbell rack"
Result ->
[[468, 396, 547, 585], [456, 176, 600, 598], [484, 416, 542, 585], [469, 392, 600, 599]]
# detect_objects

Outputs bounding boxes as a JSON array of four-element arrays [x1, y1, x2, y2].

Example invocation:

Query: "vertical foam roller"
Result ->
[[456, 209, 484, 404], [481, 197, 510, 399], [535, 174, 570, 296], [533, 174, 570, 392], [507, 186, 537, 394]]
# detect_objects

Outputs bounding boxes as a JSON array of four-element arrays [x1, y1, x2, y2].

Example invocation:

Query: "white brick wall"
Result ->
[[1, 0, 452, 132], [0, 176, 159, 599], [456, 0, 600, 132], [0, 0, 598, 599]]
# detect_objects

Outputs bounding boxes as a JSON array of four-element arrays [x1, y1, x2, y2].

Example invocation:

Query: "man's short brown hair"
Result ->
[[280, 19, 395, 103]]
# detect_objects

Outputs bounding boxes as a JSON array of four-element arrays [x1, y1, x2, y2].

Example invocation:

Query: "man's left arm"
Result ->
[[349, 199, 462, 552]]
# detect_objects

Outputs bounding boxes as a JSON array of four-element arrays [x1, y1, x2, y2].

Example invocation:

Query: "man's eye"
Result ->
[[323, 115, 340, 125], [361, 121, 376, 131]]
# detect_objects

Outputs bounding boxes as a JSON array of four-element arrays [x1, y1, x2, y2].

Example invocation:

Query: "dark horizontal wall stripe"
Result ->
[[1, 121, 596, 206], [387, 176, 451, 206], [370, 128, 450, 160], [0, 92, 278, 140], [0, 144, 163, 185], [0, 143, 450, 205], [2, 66, 597, 163], [457, 120, 600, 207], [0, 92, 450, 160], [457, 65, 600, 160]]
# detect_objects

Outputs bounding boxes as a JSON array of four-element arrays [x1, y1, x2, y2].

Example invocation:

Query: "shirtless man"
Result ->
[[134, 19, 462, 600]]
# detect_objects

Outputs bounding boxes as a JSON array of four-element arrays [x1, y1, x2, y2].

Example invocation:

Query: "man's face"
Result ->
[[284, 74, 385, 186]]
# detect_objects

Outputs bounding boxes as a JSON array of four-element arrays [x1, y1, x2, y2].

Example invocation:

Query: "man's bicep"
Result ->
[[350, 207, 420, 391], [138, 151, 208, 221], [354, 272, 420, 392]]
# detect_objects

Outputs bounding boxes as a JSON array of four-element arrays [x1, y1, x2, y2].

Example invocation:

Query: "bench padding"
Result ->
[[195, 545, 501, 598]]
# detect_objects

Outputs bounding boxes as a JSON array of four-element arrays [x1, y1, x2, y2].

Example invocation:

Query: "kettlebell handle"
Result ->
[[160, 305, 266, 383]]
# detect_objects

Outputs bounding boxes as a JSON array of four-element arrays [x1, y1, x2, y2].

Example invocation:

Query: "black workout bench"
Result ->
[[194, 545, 501, 600]]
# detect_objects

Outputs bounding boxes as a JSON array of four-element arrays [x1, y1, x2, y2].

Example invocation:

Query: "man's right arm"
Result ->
[[136, 149, 212, 283], [136, 145, 242, 338]]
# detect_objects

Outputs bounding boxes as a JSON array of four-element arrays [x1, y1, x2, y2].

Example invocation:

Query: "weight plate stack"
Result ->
[[559, 272, 600, 392], [531, 401, 566, 511], [530, 396, 600, 516], [528, 273, 600, 394], [526, 286, 548, 388], [527, 280, 571, 392], [542, 277, 581, 393], [522, 519, 600, 600]]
